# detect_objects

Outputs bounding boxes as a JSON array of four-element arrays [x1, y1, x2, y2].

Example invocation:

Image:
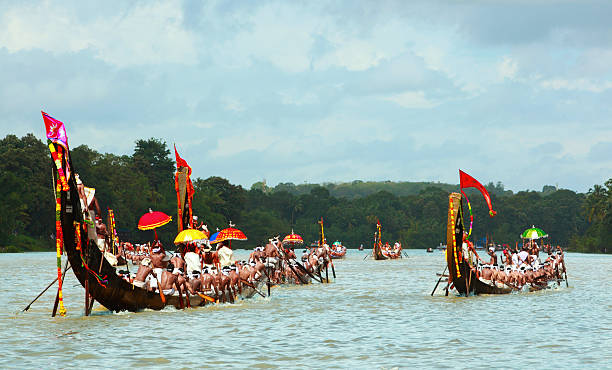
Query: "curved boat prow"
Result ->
[[446, 192, 512, 296]]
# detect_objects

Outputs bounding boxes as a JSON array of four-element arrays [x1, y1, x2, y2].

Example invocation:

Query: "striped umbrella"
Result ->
[[138, 209, 172, 230], [138, 209, 172, 240]]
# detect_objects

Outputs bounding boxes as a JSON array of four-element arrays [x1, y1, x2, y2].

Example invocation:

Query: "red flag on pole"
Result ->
[[459, 170, 496, 217], [174, 144, 192, 176], [42, 111, 69, 151]]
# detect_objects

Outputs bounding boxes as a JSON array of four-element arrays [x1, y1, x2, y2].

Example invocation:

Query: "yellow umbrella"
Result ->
[[173, 229, 208, 245]]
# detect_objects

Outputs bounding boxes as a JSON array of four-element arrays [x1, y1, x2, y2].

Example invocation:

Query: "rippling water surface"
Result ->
[[1, 251, 610, 368]]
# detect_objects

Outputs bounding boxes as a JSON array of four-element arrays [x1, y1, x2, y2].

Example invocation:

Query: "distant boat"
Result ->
[[372, 220, 402, 260], [426, 247, 434, 253], [330, 241, 347, 259]]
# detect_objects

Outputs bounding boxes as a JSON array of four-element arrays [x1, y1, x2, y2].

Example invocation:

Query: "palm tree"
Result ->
[[586, 185, 607, 223]]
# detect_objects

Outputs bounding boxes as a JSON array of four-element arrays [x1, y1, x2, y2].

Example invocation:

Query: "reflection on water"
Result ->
[[1, 251, 610, 368]]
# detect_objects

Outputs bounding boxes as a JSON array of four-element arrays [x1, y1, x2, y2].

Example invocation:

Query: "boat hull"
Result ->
[[56, 156, 264, 312]]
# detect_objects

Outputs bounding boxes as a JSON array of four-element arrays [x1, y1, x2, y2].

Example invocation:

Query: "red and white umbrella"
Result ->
[[138, 209, 172, 240], [282, 230, 303, 245], [210, 223, 247, 246]]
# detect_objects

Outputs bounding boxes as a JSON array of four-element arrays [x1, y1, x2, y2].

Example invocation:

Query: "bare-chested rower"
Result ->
[[170, 252, 186, 272], [133, 257, 153, 289], [158, 263, 180, 296], [150, 242, 170, 269]]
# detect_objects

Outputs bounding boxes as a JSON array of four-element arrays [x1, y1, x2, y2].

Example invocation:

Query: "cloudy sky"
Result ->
[[1, 0, 611, 192]]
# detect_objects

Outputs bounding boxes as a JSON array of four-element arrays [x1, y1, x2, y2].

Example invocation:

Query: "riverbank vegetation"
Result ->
[[1, 134, 609, 253]]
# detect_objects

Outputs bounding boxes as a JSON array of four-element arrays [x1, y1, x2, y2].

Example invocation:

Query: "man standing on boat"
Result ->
[[184, 242, 201, 274], [487, 247, 498, 266], [201, 242, 219, 269], [462, 233, 484, 265], [217, 240, 235, 268]]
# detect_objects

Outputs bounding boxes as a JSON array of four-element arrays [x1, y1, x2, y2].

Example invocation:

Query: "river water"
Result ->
[[1, 250, 610, 369]]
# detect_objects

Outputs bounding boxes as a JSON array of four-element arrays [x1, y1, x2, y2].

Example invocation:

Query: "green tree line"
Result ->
[[0, 133, 609, 253]]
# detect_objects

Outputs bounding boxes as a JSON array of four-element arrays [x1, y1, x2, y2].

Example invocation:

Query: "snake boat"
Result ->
[[46, 116, 264, 313]]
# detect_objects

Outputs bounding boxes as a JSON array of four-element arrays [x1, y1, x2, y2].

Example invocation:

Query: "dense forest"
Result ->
[[1, 133, 610, 253]]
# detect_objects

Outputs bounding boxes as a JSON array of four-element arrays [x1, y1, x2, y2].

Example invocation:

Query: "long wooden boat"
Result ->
[[445, 192, 565, 295], [372, 221, 401, 260], [50, 140, 263, 313], [446, 193, 513, 295]]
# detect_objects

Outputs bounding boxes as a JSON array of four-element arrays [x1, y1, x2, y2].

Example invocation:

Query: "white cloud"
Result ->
[[1, 1, 612, 192], [222, 97, 246, 112], [498, 56, 518, 80], [383, 91, 439, 109], [539, 78, 612, 93], [0, 1, 198, 67], [278, 90, 319, 106]]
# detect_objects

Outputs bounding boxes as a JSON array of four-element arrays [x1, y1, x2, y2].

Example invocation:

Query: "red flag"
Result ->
[[174, 144, 192, 175], [42, 111, 69, 150], [459, 170, 496, 217]]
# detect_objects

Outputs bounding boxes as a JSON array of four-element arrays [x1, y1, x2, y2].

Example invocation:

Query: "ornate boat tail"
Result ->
[[372, 220, 386, 260], [446, 193, 463, 291], [446, 192, 511, 295], [52, 149, 168, 311], [174, 145, 194, 233]]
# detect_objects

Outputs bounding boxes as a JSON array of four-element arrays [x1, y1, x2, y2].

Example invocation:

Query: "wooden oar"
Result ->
[[22, 264, 72, 313], [84, 279, 90, 316], [157, 272, 166, 304], [240, 279, 266, 298], [363, 253, 370, 260], [272, 243, 309, 284], [430, 265, 448, 296], [266, 265, 271, 296], [293, 260, 322, 283], [197, 292, 215, 303], [329, 258, 336, 279], [52, 259, 71, 317]]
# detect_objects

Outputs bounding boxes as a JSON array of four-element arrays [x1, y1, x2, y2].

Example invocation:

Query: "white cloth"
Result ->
[[512, 254, 519, 266], [518, 251, 529, 263], [184, 252, 201, 274], [218, 246, 234, 268], [104, 251, 118, 266], [83, 186, 95, 208], [133, 280, 146, 288]]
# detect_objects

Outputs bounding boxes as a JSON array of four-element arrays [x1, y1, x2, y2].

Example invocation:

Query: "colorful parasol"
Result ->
[[209, 231, 219, 243], [210, 225, 247, 244], [333, 241, 342, 246], [138, 209, 172, 230], [521, 226, 548, 239], [173, 229, 208, 245], [138, 209, 172, 240], [283, 230, 303, 244]]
